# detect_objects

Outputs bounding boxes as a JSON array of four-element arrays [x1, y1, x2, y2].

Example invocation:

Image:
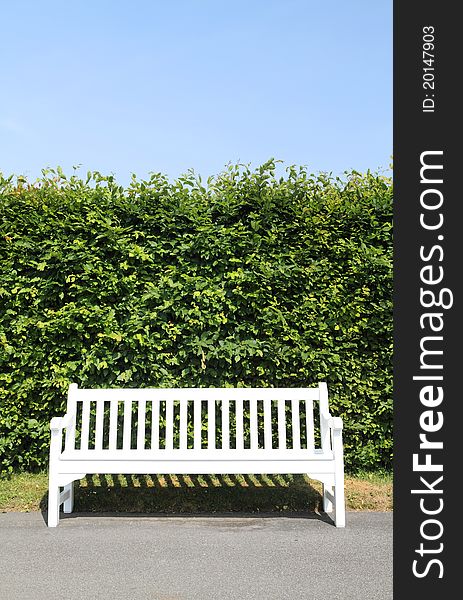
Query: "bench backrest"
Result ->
[[64, 384, 330, 453]]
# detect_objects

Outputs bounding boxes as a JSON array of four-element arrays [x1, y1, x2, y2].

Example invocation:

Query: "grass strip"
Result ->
[[0, 471, 392, 514]]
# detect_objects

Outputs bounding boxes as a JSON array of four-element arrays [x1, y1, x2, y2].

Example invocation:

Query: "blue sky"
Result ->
[[0, 0, 391, 184]]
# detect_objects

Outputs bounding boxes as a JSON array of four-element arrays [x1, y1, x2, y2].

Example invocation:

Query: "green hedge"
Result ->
[[0, 161, 392, 474]]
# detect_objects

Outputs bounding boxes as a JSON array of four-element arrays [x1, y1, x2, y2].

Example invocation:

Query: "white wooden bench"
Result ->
[[48, 382, 345, 527]]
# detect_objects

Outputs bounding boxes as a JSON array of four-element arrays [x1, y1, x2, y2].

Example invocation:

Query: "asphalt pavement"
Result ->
[[0, 511, 392, 600]]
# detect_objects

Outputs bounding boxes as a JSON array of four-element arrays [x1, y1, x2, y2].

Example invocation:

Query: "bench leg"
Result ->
[[63, 481, 74, 513], [331, 424, 346, 528], [323, 484, 334, 513], [48, 481, 60, 527], [334, 478, 346, 528]]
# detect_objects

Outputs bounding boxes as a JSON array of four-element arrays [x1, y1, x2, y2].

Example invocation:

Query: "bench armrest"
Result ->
[[329, 416, 343, 431], [50, 413, 74, 432], [319, 411, 343, 453], [320, 410, 343, 431]]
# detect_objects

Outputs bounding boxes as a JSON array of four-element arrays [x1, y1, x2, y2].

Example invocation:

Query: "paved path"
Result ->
[[0, 512, 392, 600]]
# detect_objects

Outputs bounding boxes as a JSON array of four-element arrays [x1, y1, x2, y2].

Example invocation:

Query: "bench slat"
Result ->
[[263, 398, 272, 449], [80, 400, 90, 451], [123, 400, 132, 450], [208, 399, 215, 450], [291, 399, 301, 450], [179, 399, 187, 450], [235, 398, 244, 450], [151, 400, 160, 450], [306, 399, 315, 452], [137, 400, 146, 450], [165, 400, 174, 450], [60, 448, 333, 461], [109, 400, 118, 450], [277, 399, 286, 450], [194, 399, 202, 449], [65, 385, 77, 451], [250, 398, 258, 450], [95, 399, 104, 450], [74, 387, 320, 401], [222, 400, 229, 450], [319, 382, 330, 451], [56, 456, 335, 478]]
